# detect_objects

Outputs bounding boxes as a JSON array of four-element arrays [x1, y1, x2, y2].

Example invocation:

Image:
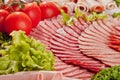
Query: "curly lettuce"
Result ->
[[91, 65, 120, 80], [0, 30, 54, 75]]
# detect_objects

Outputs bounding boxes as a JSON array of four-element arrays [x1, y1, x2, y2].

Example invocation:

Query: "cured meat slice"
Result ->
[[51, 17, 62, 29], [60, 2, 76, 14], [73, 19, 88, 32], [85, 0, 104, 12], [44, 19, 58, 31], [31, 28, 50, 39], [92, 21, 110, 37], [56, 15, 64, 26], [76, 0, 89, 12], [83, 25, 107, 42], [78, 18, 89, 27], [97, 0, 117, 10], [50, 26, 106, 72], [54, 57, 93, 80], [78, 19, 120, 66], [69, 25, 82, 36], [56, 28, 78, 41], [39, 21, 55, 35], [63, 26, 79, 38], [0, 72, 43, 80], [0, 71, 79, 80], [53, 33, 78, 44]]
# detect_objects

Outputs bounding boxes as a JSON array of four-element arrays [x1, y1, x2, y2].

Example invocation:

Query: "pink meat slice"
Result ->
[[40, 71, 63, 80], [52, 33, 78, 44], [51, 17, 62, 29], [56, 28, 78, 41], [78, 18, 89, 27], [63, 26, 80, 38], [50, 25, 106, 72], [54, 57, 93, 80], [44, 19, 58, 31], [83, 25, 107, 42], [73, 19, 87, 33], [0, 71, 78, 80], [0, 71, 43, 80], [78, 18, 120, 66]]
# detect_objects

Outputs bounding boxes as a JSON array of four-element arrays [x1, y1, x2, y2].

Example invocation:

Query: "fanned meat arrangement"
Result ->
[[1, 0, 120, 80], [78, 17, 120, 66], [29, 12, 120, 80]]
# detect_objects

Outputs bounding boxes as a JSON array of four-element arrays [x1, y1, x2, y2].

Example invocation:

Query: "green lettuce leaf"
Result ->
[[61, 10, 74, 26], [114, 0, 120, 6], [91, 65, 120, 80], [0, 30, 54, 75], [112, 12, 120, 17]]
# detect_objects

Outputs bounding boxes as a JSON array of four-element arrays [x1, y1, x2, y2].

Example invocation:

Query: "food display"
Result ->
[[0, 0, 120, 80]]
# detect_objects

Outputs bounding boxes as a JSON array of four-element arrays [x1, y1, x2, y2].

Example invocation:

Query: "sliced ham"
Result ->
[[49, 27, 106, 72], [76, 0, 89, 12], [92, 21, 110, 37], [44, 19, 58, 31], [97, 0, 117, 10], [56, 15, 64, 26], [39, 21, 56, 35], [56, 28, 78, 41], [54, 57, 93, 80], [53, 33, 78, 44], [51, 17, 62, 29], [60, 2, 76, 14], [0, 71, 79, 80], [85, 0, 104, 12], [63, 26, 80, 38], [78, 19, 120, 66], [0, 72, 43, 80], [83, 25, 107, 42], [78, 18, 89, 27]]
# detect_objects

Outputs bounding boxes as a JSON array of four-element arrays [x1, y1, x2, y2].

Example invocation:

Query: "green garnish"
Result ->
[[85, 12, 107, 22], [91, 65, 120, 80], [0, 30, 54, 75], [85, 14, 96, 22], [97, 12, 108, 19], [74, 7, 83, 18], [112, 12, 120, 17], [114, 0, 120, 6], [61, 9, 74, 26]]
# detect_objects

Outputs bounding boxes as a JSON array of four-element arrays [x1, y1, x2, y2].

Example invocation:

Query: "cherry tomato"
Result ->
[[39, 2, 60, 20], [4, 12, 32, 34], [23, 2, 42, 28], [0, 9, 9, 33]]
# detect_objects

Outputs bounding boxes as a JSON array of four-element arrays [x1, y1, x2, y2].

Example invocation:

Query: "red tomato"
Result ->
[[4, 12, 32, 34], [23, 2, 42, 28], [0, 9, 9, 33], [39, 2, 60, 20]]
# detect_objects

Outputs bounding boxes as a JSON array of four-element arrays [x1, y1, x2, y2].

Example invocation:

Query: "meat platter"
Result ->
[[0, 0, 120, 80]]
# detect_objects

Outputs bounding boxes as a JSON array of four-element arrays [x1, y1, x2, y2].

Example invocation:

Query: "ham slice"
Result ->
[[60, 2, 76, 14], [0, 71, 79, 80], [0, 71, 43, 80], [76, 0, 89, 12], [97, 0, 117, 10], [85, 0, 104, 12], [78, 18, 120, 66], [49, 24, 106, 72], [54, 57, 93, 80]]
